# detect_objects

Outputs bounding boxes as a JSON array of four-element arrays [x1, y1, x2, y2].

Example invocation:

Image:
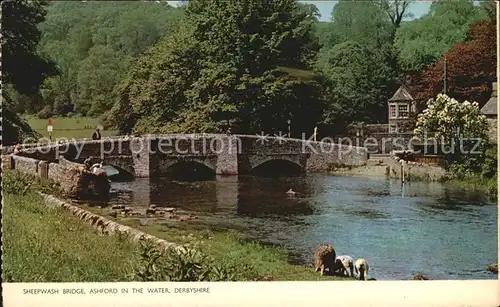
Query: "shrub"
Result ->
[[37, 105, 54, 119], [2, 170, 34, 196], [2, 170, 64, 197], [133, 239, 260, 282]]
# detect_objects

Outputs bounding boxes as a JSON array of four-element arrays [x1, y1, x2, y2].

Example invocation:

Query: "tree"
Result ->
[[316, 0, 398, 132], [1, 0, 56, 145], [109, 0, 323, 135], [414, 94, 489, 168], [377, 0, 414, 38], [35, 1, 184, 116], [407, 18, 496, 108], [395, 0, 487, 73], [2, 0, 58, 95], [319, 41, 396, 130], [328, 0, 394, 50]]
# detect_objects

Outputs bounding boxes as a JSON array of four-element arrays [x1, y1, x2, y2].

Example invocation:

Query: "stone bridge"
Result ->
[[18, 134, 368, 177]]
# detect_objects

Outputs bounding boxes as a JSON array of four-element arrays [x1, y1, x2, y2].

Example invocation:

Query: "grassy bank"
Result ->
[[445, 175, 498, 198], [2, 189, 140, 282], [23, 115, 117, 139], [2, 170, 351, 282]]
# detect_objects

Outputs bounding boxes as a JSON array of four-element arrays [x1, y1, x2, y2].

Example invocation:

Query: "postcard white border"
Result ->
[[1, 1, 500, 307]]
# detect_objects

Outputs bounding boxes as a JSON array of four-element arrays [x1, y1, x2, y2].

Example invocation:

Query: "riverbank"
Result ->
[[2, 191, 140, 282], [445, 175, 497, 197], [329, 164, 497, 198], [2, 170, 353, 282]]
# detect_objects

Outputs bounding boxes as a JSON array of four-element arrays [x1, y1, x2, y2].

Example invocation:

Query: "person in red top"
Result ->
[[13, 143, 22, 154]]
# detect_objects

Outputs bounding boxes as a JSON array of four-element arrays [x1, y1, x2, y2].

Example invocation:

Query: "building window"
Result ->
[[389, 125, 398, 133], [389, 105, 397, 119], [398, 104, 409, 118]]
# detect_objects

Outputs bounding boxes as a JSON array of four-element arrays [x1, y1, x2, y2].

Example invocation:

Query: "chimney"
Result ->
[[492, 82, 497, 97]]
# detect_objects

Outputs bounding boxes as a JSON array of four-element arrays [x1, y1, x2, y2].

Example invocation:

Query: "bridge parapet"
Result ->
[[11, 134, 368, 177]]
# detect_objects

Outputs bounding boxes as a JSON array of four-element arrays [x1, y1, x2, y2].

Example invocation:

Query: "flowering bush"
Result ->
[[414, 94, 488, 141], [414, 94, 489, 169]]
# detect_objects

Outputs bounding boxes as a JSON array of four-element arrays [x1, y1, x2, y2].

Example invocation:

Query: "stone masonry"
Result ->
[[10, 134, 368, 178]]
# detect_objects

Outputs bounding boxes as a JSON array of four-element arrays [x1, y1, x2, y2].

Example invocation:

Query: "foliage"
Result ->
[[414, 94, 489, 168], [11, 0, 497, 138], [2, 95, 41, 145], [2, 170, 65, 198], [2, 0, 58, 95], [1, 0, 56, 145], [134, 240, 259, 282], [322, 0, 394, 51], [417, 19, 496, 107], [35, 1, 184, 116], [37, 105, 54, 119], [315, 0, 400, 133], [108, 0, 323, 135], [395, 0, 488, 72], [319, 41, 397, 131], [2, 170, 35, 196]]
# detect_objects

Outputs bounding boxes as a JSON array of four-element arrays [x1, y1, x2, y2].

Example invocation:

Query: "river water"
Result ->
[[93, 172, 497, 280]]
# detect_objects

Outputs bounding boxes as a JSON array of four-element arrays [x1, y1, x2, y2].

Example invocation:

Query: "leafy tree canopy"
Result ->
[[395, 0, 488, 72], [108, 0, 323, 135]]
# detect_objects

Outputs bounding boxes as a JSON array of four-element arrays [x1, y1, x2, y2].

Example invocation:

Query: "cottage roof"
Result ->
[[389, 85, 414, 102], [481, 82, 497, 116]]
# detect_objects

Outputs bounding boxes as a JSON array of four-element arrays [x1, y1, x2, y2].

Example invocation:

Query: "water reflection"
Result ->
[[99, 173, 496, 280]]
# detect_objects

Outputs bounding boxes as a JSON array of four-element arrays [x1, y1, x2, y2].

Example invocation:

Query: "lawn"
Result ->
[[23, 115, 118, 140]]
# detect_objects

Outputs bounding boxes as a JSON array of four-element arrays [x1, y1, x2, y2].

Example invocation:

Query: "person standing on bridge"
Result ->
[[92, 127, 101, 140]]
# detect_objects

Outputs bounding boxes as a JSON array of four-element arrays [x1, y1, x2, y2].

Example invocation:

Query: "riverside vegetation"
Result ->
[[2, 170, 353, 282]]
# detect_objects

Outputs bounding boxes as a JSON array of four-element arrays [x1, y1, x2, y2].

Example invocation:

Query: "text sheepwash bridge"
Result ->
[[21, 134, 368, 177]]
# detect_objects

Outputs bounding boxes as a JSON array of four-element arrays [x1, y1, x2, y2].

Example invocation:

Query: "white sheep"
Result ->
[[335, 255, 354, 277], [355, 258, 369, 280]]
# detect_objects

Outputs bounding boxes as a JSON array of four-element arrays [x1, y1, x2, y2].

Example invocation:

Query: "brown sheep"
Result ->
[[314, 243, 336, 276]]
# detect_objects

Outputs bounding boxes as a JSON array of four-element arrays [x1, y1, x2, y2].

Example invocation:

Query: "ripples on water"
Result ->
[[94, 173, 497, 280]]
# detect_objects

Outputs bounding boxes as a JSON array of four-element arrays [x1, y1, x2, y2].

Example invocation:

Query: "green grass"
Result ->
[[446, 175, 498, 197], [2, 191, 140, 282], [2, 170, 352, 282], [23, 115, 117, 140]]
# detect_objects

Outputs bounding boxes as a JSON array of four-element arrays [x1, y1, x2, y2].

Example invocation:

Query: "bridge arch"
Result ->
[[163, 158, 216, 181], [102, 164, 135, 181], [250, 157, 305, 176]]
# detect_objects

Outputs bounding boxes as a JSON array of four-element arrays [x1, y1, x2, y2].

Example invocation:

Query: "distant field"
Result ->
[[24, 115, 118, 140]]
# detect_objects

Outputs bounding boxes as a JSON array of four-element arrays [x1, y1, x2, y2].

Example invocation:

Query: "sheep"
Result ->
[[335, 255, 354, 277], [314, 243, 336, 276], [355, 258, 369, 280]]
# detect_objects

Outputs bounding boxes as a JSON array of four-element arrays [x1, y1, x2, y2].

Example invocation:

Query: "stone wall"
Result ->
[[4, 154, 110, 199], [364, 133, 416, 154], [131, 138, 151, 178], [12, 155, 39, 175], [10, 134, 370, 177], [304, 141, 367, 172], [215, 136, 239, 175]]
